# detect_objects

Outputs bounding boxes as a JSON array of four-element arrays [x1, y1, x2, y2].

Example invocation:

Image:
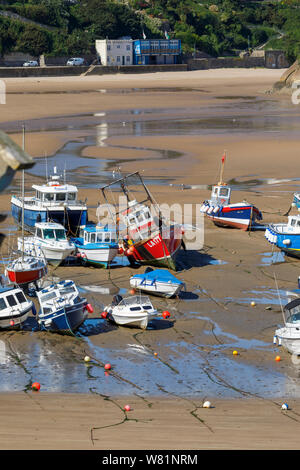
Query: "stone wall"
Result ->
[[188, 56, 266, 70]]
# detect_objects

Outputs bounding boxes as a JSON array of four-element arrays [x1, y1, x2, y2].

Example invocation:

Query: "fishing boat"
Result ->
[[99, 171, 183, 270], [130, 267, 186, 298], [11, 166, 88, 236], [18, 221, 75, 266], [292, 192, 300, 210], [71, 224, 119, 268], [36, 279, 92, 333], [200, 152, 262, 230], [103, 294, 159, 329], [265, 214, 300, 259], [0, 284, 34, 329], [274, 298, 300, 355]]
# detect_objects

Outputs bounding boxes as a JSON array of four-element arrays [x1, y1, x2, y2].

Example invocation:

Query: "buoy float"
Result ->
[[124, 404, 131, 412], [251, 301, 256, 307], [232, 350, 238, 356], [32, 382, 41, 391], [9, 320, 15, 327], [104, 363, 111, 371], [85, 303, 94, 313], [84, 356, 91, 363], [154, 352, 158, 357], [129, 288, 136, 295], [281, 403, 289, 410], [162, 311, 171, 319], [101, 311, 108, 319], [203, 401, 211, 408], [275, 355, 281, 362]]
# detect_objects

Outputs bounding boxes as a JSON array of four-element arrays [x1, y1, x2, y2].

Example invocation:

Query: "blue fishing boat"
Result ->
[[36, 279, 92, 333], [71, 224, 119, 268], [11, 166, 88, 236], [200, 153, 262, 230], [265, 214, 300, 259], [130, 268, 186, 298]]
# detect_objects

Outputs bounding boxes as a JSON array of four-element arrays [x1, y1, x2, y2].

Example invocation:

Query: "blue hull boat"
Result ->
[[130, 268, 186, 298], [265, 215, 300, 259]]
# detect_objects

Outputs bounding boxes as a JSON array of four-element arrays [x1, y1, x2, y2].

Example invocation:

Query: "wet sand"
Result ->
[[1, 68, 300, 450]]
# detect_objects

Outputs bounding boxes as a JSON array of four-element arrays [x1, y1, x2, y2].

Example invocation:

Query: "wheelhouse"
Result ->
[[35, 223, 68, 241], [210, 184, 231, 206]]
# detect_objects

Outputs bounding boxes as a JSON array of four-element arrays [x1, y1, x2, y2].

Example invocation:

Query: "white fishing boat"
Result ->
[[274, 298, 300, 355], [130, 267, 186, 298], [104, 294, 159, 329], [18, 222, 75, 266], [36, 279, 91, 333], [0, 284, 34, 329]]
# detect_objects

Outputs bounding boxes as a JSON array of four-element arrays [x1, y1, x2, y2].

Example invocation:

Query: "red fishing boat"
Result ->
[[6, 255, 47, 287], [100, 172, 183, 270]]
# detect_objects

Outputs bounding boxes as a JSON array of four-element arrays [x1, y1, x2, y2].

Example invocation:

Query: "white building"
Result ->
[[95, 39, 133, 66]]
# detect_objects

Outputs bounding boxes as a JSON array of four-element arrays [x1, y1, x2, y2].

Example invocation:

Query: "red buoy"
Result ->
[[124, 404, 131, 412], [129, 289, 136, 295], [104, 363, 111, 371], [101, 311, 108, 319], [162, 311, 171, 319], [85, 303, 94, 313], [9, 320, 15, 327], [32, 382, 41, 391]]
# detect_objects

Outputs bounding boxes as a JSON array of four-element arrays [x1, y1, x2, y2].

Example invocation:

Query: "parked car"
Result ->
[[66, 58, 84, 66], [23, 60, 39, 67]]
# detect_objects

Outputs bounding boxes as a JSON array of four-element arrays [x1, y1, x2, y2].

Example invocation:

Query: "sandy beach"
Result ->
[[1, 67, 300, 451]]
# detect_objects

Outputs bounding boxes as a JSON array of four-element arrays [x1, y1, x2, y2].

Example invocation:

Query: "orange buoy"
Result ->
[[154, 352, 158, 357], [101, 311, 108, 319], [32, 382, 41, 391], [162, 311, 171, 319], [129, 289, 136, 295], [275, 355, 281, 362], [104, 363, 111, 371]]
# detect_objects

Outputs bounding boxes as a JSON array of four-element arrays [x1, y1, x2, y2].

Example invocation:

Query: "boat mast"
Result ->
[[21, 124, 25, 261], [218, 151, 226, 186]]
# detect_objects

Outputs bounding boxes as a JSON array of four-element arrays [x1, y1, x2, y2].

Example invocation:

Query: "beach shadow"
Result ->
[[77, 318, 118, 336], [148, 319, 174, 330], [176, 249, 218, 270], [179, 291, 199, 300]]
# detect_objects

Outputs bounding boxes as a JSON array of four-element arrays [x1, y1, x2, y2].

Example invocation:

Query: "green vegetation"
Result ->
[[0, 0, 299, 62]]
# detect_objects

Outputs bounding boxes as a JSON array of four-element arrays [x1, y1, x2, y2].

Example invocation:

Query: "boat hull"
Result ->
[[38, 301, 88, 333], [126, 226, 182, 270], [6, 265, 47, 286], [74, 244, 119, 268], [18, 237, 74, 266], [275, 327, 300, 355], [109, 311, 158, 329], [0, 304, 32, 329], [265, 226, 300, 259], [203, 204, 262, 231]]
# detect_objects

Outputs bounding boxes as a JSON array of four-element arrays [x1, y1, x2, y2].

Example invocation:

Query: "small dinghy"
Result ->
[[130, 267, 186, 298], [274, 298, 300, 355], [0, 284, 34, 329], [36, 279, 92, 333], [5, 255, 47, 287], [104, 294, 159, 329]]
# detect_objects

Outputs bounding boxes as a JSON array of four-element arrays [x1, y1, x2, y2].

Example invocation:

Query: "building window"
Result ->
[[117, 44, 120, 49], [107, 45, 111, 51], [126, 45, 130, 51], [107, 56, 110, 62], [117, 56, 120, 62], [126, 56, 130, 62]]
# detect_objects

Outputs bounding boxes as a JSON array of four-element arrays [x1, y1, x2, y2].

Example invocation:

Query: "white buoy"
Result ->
[[203, 400, 211, 408], [84, 356, 91, 363], [281, 403, 288, 410]]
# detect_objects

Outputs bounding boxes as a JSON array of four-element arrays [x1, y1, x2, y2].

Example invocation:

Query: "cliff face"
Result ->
[[272, 60, 300, 92]]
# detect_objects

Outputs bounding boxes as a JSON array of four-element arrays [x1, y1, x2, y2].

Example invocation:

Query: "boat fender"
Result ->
[[207, 206, 214, 214], [200, 204, 207, 213], [273, 335, 277, 345], [213, 206, 220, 214], [85, 303, 94, 313], [282, 239, 291, 245], [278, 337, 282, 346]]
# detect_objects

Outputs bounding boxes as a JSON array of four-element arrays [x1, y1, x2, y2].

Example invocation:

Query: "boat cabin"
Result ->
[[35, 222, 68, 241], [112, 294, 154, 312], [210, 184, 231, 206], [32, 183, 78, 205], [0, 286, 29, 311], [284, 299, 300, 324], [82, 226, 117, 245], [122, 200, 154, 239], [37, 280, 81, 315], [286, 215, 300, 234]]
